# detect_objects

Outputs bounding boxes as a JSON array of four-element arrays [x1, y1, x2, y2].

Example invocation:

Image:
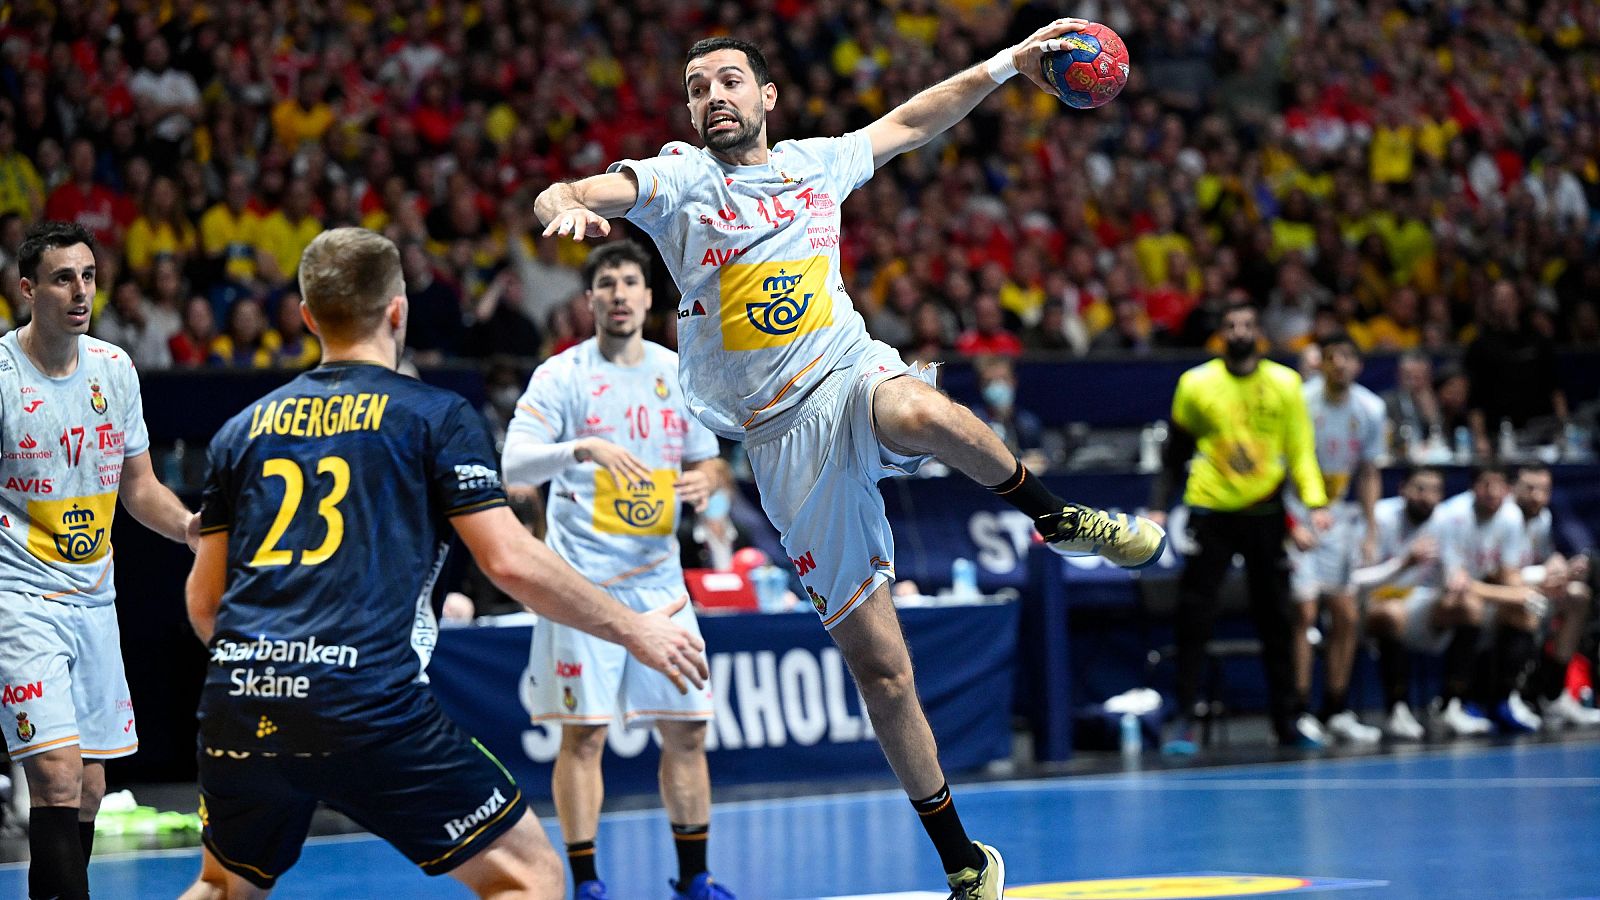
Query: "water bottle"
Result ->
[[1497, 419, 1517, 462], [1396, 423, 1416, 464], [1138, 421, 1167, 473], [1119, 712, 1141, 757], [1564, 422, 1590, 462], [1453, 426, 1472, 464], [752, 565, 788, 613], [950, 557, 978, 598], [163, 439, 186, 488]]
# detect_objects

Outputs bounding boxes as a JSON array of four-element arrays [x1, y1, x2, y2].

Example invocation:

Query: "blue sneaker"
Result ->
[[576, 880, 610, 899], [1493, 695, 1542, 734], [1161, 717, 1199, 756], [671, 872, 736, 900]]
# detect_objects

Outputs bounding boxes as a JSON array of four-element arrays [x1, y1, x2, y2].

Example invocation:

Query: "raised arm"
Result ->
[[863, 18, 1086, 168], [533, 169, 642, 243]]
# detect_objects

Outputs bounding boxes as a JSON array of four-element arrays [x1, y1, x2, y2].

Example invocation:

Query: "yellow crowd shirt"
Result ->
[[1171, 358, 1327, 512]]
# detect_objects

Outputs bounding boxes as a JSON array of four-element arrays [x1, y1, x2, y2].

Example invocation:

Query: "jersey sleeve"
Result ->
[[608, 148, 698, 231], [119, 358, 151, 458], [791, 132, 875, 199], [198, 428, 236, 535], [506, 360, 569, 444], [682, 414, 721, 465], [430, 398, 509, 517], [1358, 395, 1386, 466]]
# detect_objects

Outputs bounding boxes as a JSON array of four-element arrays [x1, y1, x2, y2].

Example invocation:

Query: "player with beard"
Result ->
[[531, 26, 1166, 899], [1149, 300, 1333, 753]]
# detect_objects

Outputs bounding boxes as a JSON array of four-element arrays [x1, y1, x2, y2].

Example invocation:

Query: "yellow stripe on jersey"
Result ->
[[591, 469, 676, 536], [718, 257, 834, 351], [27, 492, 117, 565]]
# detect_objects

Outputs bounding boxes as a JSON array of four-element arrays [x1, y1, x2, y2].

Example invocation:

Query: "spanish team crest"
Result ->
[[562, 687, 577, 712], [88, 380, 107, 415], [15, 711, 35, 743], [806, 585, 827, 615], [654, 374, 670, 399]]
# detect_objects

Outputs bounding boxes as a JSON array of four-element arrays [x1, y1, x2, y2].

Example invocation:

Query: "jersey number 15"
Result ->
[[249, 456, 351, 568]]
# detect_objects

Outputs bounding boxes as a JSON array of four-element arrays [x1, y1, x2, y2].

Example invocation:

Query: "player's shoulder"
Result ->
[[80, 334, 138, 373], [642, 340, 680, 367], [1434, 491, 1472, 524], [1350, 383, 1385, 417], [1178, 357, 1225, 388], [533, 339, 594, 379], [1258, 358, 1304, 391], [1374, 495, 1403, 520]]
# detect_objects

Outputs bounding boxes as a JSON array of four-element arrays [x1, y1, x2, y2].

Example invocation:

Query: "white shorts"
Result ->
[[744, 341, 937, 630], [1291, 508, 1360, 602], [520, 585, 713, 725], [0, 595, 138, 761], [1400, 588, 1451, 653]]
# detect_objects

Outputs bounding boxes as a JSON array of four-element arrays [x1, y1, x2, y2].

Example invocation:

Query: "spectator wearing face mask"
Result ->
[[971, 355, 1046, 468]]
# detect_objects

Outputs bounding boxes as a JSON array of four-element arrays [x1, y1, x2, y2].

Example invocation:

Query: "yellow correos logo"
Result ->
[[718, 258, 833, 351], [1009, 875, 1312, 899], [28, 493, 117, 564], [592, 469, 676, 536]]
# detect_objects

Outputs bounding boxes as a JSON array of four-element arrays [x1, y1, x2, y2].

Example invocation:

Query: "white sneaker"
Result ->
[[1282, 712, 1328, 749], [1542, 691, 1600, 729], [1496, 694, 1542, 733], [1435, 698, 1492, 737], [1385, 702, 1425, 741], [1325, 710, 1382, 744]]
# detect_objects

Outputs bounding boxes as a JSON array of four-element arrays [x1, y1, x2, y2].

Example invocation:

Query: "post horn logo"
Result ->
[[746, 269, 811, 336], [613, 482, 664, 530], [89, 380, 108, 415], [15, 711, 35, 743], [54, 503, 105, 562]]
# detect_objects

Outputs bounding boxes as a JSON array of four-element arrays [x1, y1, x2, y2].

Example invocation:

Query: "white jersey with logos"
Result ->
[[508, 339, 719, 589], [609, 134, 876, 439], [0, 331, 148, 606], [1507, 497, 1553, 563], [1304, 381, 1385, 506], [1365, 495, 1444, 601], [1434, 491, 1528, 582]]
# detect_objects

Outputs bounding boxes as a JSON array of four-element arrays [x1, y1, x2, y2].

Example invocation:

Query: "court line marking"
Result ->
[[3, 741, 1591, 872]]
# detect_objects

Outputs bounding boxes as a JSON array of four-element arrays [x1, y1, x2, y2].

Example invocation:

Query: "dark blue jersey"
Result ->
[[196, 362, 506, 751]]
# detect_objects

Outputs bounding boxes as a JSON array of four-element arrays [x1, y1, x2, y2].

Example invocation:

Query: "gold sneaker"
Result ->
[[945, 842, 1006, 899], [1039, 504, 1167, 569]]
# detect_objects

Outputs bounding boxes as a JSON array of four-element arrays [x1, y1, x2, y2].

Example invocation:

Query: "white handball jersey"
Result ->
[[508, 339, 720, 589], [609, 134, 877, 439], [1434, 491, 1529, 582], [1366, 495, 1445, 600], [1303, 381, 1385, 506], [0, 332, 150, 606]]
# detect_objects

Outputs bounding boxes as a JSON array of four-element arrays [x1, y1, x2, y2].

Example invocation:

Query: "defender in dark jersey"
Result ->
[[180, 228, 707, 900]]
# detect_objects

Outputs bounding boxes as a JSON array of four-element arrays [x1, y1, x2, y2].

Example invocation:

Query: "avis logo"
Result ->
[[746, 269, 810, 336], [18, 435, 36, 449], [54, 503, 105, 562], [613, 486, 664, 529], [2, 682, 42, 706]]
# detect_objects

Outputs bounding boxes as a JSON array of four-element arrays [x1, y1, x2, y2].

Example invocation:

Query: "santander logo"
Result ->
[[18, 435, 36, 449]]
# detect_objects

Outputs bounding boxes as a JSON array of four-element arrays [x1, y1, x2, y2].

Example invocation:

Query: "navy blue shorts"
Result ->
[[197, 707, 525, 888]]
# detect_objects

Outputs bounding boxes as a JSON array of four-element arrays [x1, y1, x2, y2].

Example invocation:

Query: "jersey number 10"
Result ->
[[249, 456, 351, 567]]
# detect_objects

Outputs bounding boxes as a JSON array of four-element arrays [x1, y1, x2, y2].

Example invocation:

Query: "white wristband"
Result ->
[[985, 49, 1018, 84]]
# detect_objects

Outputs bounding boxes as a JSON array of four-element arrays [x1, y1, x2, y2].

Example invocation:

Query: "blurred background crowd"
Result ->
[[0, 0, 1596, 373]]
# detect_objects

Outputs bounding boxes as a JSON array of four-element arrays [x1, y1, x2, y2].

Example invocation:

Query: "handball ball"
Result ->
[[1040, 23, 1130, 110]]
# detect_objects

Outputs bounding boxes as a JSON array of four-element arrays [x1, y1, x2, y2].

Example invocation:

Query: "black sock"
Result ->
[[1378, 635, 1411, 709], [1319, 686, 1349, 721], [1442, 624, 1482, 701], [670, 823, 709, 887], [566, 840, 597, 886], [1493, 627, 1536, 702], [910, 784, 983, 875], [986, 461, 1065, 525], [79, 820, 94, 861], [1535, 652, 1567, 702], [29, 806, 89, 900]]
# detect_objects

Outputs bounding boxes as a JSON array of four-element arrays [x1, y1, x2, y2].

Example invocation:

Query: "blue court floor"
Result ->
[[3, 740, 1596, 899]]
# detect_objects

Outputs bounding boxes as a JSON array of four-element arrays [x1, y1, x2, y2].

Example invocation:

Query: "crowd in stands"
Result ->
[[0, 0, 1596, 379]]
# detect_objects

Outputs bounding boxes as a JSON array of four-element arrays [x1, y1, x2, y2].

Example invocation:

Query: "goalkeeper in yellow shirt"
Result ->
[[1149, 300, 1332, 754]]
